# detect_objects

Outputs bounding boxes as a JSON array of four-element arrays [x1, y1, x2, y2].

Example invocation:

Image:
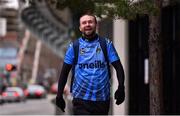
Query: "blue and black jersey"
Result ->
[[64, 36, 120, 101]]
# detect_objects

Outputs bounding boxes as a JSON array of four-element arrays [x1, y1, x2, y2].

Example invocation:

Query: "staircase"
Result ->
[[20, 1, 71, 58]]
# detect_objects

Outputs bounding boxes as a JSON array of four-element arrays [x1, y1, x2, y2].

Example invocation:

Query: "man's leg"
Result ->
[[72, 98, 90, 115], [91, 100, 110, 115], [72, 98, 110, 115]]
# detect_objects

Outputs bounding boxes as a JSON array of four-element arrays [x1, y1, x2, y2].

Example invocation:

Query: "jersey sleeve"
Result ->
[[64, 42, 74, 65], [106, 39, 120, 63]]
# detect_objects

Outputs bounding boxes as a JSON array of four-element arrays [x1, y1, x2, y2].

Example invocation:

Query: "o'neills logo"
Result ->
[[79, 60, 105, 69]]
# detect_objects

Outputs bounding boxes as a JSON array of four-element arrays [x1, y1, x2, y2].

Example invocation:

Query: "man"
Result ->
[[56, 13, 125, 115]]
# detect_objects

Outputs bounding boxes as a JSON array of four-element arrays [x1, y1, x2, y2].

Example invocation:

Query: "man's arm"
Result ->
[[111, 60, 125, 87], [56, 62, 72, 112], [111, 60, 125, 105], [57, 62, 72, 97]]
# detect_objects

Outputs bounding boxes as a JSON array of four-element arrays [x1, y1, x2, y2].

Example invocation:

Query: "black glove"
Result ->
[[114, 85, 125, 105], [56, 96, 66, 112]]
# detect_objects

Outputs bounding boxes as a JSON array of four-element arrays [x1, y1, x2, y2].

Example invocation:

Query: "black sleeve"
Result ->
[[111, 60, 125, 87], [57, 62, 72, 97]]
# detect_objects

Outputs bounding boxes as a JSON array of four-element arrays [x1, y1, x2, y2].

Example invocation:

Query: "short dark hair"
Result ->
[[79, 12, 97, 24]]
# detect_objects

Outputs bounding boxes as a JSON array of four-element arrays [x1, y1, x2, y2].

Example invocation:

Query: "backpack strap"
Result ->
[[70, 39, 79, 92], [98, 37, 111, 79], [98, 37, 108, 64], [73, 39, 79, 65]]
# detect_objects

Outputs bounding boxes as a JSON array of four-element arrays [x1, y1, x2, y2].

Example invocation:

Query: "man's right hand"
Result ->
[[56, 96, 66, 112]]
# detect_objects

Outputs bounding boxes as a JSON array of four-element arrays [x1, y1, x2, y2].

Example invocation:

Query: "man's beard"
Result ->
[[83, 31, 96, 39]]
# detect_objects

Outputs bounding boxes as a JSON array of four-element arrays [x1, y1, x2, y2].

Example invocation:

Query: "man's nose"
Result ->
[[86, 22, 91, 26]]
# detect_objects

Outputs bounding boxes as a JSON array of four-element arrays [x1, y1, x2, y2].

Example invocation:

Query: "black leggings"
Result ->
[[72, 98, 110, 115]]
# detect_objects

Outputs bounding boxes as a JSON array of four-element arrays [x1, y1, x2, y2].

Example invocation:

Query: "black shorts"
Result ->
[[72, 98, 110, 115]]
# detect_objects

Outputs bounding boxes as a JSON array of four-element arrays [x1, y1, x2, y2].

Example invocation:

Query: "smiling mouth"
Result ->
[[85, 28, 92, 31], [84, 27, 92, 30]]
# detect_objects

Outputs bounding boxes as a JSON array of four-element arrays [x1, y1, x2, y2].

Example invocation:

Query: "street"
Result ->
[[0, 94, 73, 115], [0, 94, 56, 115]]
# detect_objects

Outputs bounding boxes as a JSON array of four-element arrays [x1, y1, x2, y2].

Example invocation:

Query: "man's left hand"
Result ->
[[114, 85, 125, 105]]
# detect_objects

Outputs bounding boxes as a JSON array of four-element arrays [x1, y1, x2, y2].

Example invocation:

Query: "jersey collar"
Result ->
[[82, 34, 98, 42]]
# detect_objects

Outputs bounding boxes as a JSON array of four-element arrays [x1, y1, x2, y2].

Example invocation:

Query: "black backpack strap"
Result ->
[[98, 37, 108, 64], [98, 37, 111, 79], [70, 39, 79, 92], [73, 39, 79, 65]]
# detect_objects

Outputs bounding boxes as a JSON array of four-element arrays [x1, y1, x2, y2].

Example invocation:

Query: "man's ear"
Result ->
[[79, 26, 82, 32]]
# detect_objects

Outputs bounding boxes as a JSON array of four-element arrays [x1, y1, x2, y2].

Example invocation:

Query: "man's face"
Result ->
[[79, 15, 97, 37]]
